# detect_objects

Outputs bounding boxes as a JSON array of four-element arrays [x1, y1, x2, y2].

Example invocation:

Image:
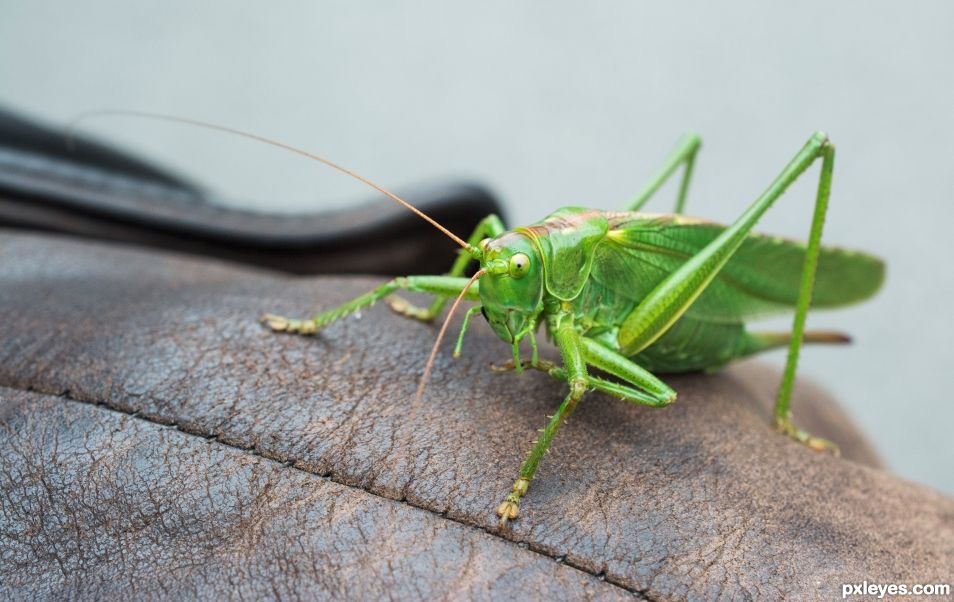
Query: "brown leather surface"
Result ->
[[0, 389, 626, 600], [1, 231, 952, 600]]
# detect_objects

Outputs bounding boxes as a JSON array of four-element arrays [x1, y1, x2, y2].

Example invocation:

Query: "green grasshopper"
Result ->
[[71, 113, 885, 527], [261, 130, 884, 526]]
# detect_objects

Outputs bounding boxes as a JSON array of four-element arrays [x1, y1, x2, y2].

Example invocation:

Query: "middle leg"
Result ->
[[262, 275, 478, 334]]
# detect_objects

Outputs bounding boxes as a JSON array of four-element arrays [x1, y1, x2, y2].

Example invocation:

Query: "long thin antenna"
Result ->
[[416, 269, 484, 401], [66, 109, 476, 252]]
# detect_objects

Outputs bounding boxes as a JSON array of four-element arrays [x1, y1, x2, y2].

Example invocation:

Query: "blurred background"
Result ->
[[2, 2, 952, 494]]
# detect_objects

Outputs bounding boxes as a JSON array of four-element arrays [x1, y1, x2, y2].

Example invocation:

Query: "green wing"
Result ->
[[598, 213, 885, 323]]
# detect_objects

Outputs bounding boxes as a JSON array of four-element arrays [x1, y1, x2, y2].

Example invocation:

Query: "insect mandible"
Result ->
[[71, 112, 885, 527]]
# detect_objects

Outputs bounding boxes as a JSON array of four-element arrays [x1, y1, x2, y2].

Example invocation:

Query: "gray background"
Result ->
[[2, 2, 952, 494]]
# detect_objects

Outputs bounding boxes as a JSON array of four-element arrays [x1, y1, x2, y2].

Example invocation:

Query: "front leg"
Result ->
[[262, 275, 478, 335], [497, 312, 588, 527]]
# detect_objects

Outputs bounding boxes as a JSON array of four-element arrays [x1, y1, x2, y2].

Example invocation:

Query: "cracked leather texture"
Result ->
[[0, 390, 624, 600], [1, 231, 952, 600]]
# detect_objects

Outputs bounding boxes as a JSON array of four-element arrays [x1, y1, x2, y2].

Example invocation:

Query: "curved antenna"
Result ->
[[416, 269, 484, 401], [66, 109, 479, 254]]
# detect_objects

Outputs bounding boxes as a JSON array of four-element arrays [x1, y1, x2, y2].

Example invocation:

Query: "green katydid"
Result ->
[[70, 113, 886, 527]]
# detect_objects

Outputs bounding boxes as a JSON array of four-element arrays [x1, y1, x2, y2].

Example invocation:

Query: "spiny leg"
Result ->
[[520, 337, 677, 406], [496, 388, 580, 528], [578, 336, 676, 407], [773, 141, 838, 453], [265, 214, 501, 336], [616, 132, 838, 451], [498, 313, 588, 527], [542, 366, 673, 408], [261, 275, 478, 334], [625, 133, 702, 213], [496, 330, 676, 527], [453, 305, 484, 358], [388, 214, 505, 321]]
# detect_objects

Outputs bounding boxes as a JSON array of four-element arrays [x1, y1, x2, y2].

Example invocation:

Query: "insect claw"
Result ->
[[496, 486, 524, 528], [261, 314, 320, 335], [775, 416, 840, 456], [261, 313, 290, 332], [387, 296, 407, 311], [491, 359, 543, 374], [496, 499, 519, 526], [388, 295, 448, 323], [806, 436, 841, 457]]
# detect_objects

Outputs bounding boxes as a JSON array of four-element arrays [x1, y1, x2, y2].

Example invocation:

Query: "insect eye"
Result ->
[[477, 238, 491, 253], [508, 253, 531, 278]]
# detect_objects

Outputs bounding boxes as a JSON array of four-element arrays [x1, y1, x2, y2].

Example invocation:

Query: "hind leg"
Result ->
[[625, 133, 702, 213], [617, 132, 840, 452]]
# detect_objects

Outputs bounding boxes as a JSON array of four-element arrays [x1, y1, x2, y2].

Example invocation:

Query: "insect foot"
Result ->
[[497, 478, 531, 528], [385, 296, 436, 322], [775, 416, 841, 457], [491, 359, 556, 373], [260, 314, 319, 335], [491, 360, 528, 373]]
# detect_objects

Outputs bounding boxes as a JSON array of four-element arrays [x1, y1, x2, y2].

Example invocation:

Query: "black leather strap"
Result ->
[[0, 107, 503, 275]]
